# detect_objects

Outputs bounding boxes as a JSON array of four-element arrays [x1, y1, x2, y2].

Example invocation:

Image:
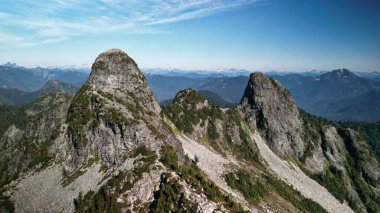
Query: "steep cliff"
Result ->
[[239, 72, 304, 157], [238, 72, 380, 212], [64, 48, 172, 172]]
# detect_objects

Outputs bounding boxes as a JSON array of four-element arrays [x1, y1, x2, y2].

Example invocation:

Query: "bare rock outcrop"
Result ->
[[87, 48, 160, 114], [238, 72, 380, 212], [65, 49, 182, 172], [239, 72, 304, 157]]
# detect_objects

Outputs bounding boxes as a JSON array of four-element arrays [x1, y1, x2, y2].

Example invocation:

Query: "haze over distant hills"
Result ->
[[0, 63, 89, 91], [0, 80, 77, 106], [1, 63, 380, 121], [273, 69, 380, 121], [143, 67, 380, 81], [147, 68, 380, 121]]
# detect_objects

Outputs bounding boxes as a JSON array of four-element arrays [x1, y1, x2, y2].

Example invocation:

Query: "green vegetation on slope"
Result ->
[[75, 144, 246, 213], [299, 109, 380, 212], [150, 173, 198, 213], [1, 94, 69, 189], [337, 128, 380, 213], [299, 108, 380, 162], [265, 175, 328, 213], [0, 104, 26, 137], [224, 169, 327, 212], [338, 121, 380, 159], [311, 166, 359, 210], [159, 144, 179, 170], [299, 109, 331, 163], [163, 91, 261, 166], [0, 194, 14, 213], [66, 85, 94, 149], [225, 109, 260, 164], [160, 144, 246, 212], [67, 88, 144, 149], [225, 170, 266, 205], [74, 145, 157, 213], [163, 89, 223, 135], [0, 94, 72, 213]]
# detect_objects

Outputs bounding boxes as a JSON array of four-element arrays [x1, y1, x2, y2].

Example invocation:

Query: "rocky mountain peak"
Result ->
[[239, 72, 304, 156], [103, 48, 126, 54], [87, 49, 140, 88], [319, 68, 358, 80], [64, 49, 166, 171], [332, 68, 354, 75], [86, 48, 160, 114]]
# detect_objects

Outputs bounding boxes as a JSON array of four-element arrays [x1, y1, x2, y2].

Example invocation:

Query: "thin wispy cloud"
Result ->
[[0, 0, 260, 47]]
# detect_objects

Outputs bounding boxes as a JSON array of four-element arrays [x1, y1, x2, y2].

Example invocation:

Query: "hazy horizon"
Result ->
[[3, 61, 380, 75], [1, 0, 379, 72]]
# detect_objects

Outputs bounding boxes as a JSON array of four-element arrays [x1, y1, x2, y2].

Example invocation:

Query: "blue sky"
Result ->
[[0, 0, 379, 72]]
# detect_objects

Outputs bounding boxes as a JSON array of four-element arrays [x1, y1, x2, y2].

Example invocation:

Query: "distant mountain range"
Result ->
[[320, 89, 380, 121], [147, 69, 380, 121], [197, 90, 237, 108], [0, 80, 77, 106], [1, 63, 380, 121], [142, 68, 251, 78], [272, 69, 380, 121], [145, 74, 249, 103], [197, 76, 249, 103], [0, 63, 89, 91], [143, 67, 380, 81]]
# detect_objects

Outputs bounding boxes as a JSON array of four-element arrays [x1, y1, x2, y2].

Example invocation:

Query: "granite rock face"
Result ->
[[87, 48, 160, 114], [237, 73, 379, 210], [2, 49, 187, 213], [65, 49, 181, 172], [239, 72, 305, 157]]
